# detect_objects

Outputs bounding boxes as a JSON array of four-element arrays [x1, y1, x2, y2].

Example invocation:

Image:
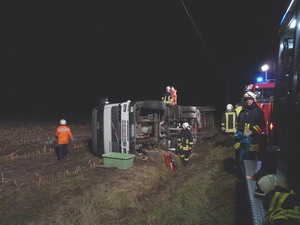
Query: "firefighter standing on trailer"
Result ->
[[235, 91, 265, 174], [161, 86, 172, 105], [55, 119, 74, 161], [221, 103, 237, 147], [170, 86, 177, 105], [177, 122, 193, 166]]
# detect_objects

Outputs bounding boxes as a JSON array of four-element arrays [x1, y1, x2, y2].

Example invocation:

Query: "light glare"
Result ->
[[261, 64, 269, 72]]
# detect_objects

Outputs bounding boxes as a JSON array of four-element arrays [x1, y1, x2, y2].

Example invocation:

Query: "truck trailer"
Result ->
[[92, 99, 216, 156]]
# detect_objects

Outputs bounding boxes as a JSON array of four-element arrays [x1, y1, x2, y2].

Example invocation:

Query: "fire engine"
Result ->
[[244, 1, 300, 223]]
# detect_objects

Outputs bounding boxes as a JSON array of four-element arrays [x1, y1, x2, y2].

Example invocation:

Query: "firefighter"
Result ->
[[235, 102, 243, 117], [235, 91, 266, 175], [177, 122, 193, 166], [256, 174, 300, 224], [161, 86, 172, 105], [221, 103, 237, 147], [170, 86, 177, 105], [233, 102, 243, 169], [55, 119, 74, 161]]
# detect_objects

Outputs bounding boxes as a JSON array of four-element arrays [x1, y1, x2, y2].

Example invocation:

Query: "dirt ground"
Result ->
[[0, 115, 217, 197], [0, 116, 252, 225], [0, 116, 101, 196]]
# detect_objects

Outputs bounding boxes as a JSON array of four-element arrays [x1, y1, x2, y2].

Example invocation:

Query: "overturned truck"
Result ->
[[92, 99, 216, 156]]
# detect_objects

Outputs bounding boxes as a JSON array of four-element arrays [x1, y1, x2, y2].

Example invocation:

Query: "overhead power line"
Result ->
[[179, 0, 217, 70]]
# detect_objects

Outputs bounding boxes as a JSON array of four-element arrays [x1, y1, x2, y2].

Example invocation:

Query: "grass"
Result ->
[[0, 134, 241, 225], [128, 144, 237, 225]]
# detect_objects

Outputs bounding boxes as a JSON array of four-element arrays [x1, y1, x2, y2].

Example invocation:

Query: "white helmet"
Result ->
[[166, 86, 171, 90], [60, 119, 67, 125], [226, 104, 233, 110], [182, 122, 189, 129], [257, 174, 288, 196], [243, 91, 257, 102]]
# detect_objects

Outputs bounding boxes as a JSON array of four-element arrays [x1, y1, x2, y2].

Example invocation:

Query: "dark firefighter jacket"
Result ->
[[266, 189, 300, 224], [236, 102, 265, 146], [177, 129, 193, 151], [161, 91, 172, 104], [221, 110, 237, 133]]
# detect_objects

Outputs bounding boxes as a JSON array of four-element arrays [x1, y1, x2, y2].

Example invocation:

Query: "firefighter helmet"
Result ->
[[166, 86, 171, 90], [182, 122, 189, 129], [60, 119, 67, 125], [243, 91, 257, 102], [257, 174, 288, 196], [226, 104, 233, 110]]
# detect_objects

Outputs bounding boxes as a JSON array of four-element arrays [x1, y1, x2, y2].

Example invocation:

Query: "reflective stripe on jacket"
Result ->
[[177, 129, 193, 151], [161, 91, 172, 104], [266, 190, 300, 224], [221, 111, 237, 133], [235, 106, 242, 117], [236, 103, 265, 145], [55, 125, 73, 144]]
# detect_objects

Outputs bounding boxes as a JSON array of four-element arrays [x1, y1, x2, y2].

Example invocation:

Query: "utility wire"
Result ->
[[179, 0, 217, 70]]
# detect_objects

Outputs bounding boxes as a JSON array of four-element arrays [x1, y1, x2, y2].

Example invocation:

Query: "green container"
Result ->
[[102, 152, 136, 170]]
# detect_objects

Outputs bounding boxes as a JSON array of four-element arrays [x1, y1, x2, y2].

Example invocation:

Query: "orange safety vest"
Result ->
[[170, 88, 177, 105], [55, 125, 73, 144]]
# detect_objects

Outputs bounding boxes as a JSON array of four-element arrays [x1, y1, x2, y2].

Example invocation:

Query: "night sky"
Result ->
[[3, 1, 291, 117]]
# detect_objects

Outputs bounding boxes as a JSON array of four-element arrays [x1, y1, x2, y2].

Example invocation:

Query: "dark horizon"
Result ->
[[2, 1, 291, 118]]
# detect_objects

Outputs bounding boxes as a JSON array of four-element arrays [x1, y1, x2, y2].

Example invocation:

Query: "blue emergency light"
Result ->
[[256, 77, 263, 83]]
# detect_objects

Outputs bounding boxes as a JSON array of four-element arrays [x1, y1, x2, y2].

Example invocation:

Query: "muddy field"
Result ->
[[0, 116, 252, 225], [0, 116, 101, 196], [0, 115, 213, 196]]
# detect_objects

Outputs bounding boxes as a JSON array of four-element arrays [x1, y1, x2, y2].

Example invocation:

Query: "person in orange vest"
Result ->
[[55, 119, 74, 161], [170, 86, 177, 105]]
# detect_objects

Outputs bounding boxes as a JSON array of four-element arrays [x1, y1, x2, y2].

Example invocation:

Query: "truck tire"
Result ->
[[181, 106, 197, 119], [181, 106, 197, 113], [142, 100, 166, 111]]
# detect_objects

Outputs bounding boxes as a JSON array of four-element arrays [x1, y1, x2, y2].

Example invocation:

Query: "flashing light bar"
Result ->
[[256, 77, 264, 83]]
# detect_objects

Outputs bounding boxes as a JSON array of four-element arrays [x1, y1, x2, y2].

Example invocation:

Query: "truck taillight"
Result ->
[[270, 122, 274, 130]]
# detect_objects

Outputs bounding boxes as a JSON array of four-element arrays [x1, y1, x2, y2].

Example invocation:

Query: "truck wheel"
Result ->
[[143, 100, 166, 111], [181, 106, 197, 119], [181, 106, 196, 113]]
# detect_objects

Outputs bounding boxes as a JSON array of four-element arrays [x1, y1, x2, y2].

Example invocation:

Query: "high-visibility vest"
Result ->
[[170, 88, 177, 105], [221, 111, 237, 133], [55, 125, 73, 144]]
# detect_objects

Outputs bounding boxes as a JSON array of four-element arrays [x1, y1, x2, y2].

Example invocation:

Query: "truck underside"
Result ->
[[92, 100, 216, 156]]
